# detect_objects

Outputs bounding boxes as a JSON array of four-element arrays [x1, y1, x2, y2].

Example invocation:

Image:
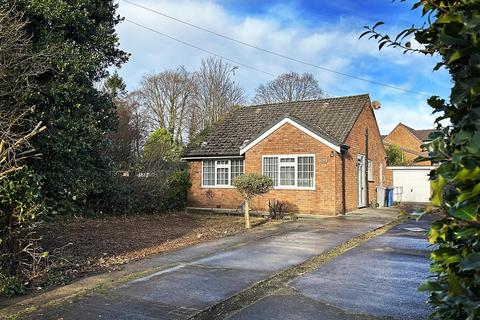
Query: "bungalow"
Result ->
[[183, 94, 387, 216]]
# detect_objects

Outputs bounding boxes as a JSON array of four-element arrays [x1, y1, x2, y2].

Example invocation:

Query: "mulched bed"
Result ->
[[34, 212, 263, 289]]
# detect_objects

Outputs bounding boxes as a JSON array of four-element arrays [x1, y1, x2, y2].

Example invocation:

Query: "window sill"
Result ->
[[272, 186, 316, 191], [200, 185, 234, 189]]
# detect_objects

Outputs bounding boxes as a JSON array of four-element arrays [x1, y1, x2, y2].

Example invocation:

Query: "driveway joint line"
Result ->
[[189, 215, 406, 320]]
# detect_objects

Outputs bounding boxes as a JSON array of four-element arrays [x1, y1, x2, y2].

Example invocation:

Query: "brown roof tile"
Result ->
[[184, 94, 370, 157]]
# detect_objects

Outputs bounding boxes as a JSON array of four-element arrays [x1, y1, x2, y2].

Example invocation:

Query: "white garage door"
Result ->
[[389, 166, 434, 203]]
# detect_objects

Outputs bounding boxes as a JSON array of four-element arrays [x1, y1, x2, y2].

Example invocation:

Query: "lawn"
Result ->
[[33, 213, 264, 290]]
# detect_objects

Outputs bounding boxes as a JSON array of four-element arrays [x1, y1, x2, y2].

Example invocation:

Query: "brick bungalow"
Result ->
[[183, 94, 387, 216], [382, 123, 436, 166]]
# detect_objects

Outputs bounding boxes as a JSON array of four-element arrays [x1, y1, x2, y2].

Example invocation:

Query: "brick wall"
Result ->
[[245, 122, 337, 215], [186, 105, 387, 215], [383, 124, 430, 165], [342, 104, 388, 211]]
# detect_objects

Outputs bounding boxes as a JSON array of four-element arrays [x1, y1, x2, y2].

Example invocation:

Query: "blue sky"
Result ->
[[115, 0, 451, 134]]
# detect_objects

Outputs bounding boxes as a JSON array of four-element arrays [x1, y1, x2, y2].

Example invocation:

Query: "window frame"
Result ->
[[368, 159, 374, 182], [201, 159, 245, 188], [262, 154, 316, 190]]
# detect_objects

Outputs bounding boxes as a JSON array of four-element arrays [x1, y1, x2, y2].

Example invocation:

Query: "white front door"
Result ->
[[357, 154, 366, 207]]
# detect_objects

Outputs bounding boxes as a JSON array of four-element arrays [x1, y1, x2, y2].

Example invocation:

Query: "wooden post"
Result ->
[[244, 200, 251, 229]]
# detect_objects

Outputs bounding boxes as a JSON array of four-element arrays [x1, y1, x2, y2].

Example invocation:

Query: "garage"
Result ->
[[388, 166, 434, 203]]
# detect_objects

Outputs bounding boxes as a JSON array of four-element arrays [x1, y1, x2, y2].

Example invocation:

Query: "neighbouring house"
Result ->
[[182, 94, 387, 216], [382, 123, 436, 166]]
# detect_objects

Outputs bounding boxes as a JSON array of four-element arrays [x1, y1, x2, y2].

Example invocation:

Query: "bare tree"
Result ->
[[252, 72, 326, 104], [139, 67, 195, 144], [107, 91, 149, 171], [0, 8, 48, 179], [192, 57, 245, 132]]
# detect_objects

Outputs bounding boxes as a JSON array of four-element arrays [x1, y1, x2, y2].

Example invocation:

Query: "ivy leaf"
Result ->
[[459, 253, 480, 271], [418, 280, 443, 292], [437, 14, 462, 24], [372, 21, 384, 29], [450, 204, 478, 221], [431, 175, 447, 206]]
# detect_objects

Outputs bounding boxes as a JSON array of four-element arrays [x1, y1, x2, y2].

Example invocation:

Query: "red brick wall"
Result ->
[[383, 124, 430, 165], [186, 161, 244, 210], [245, 122, 337, 215], [186, 105, 387, 215], [342, 105, 388, 211]]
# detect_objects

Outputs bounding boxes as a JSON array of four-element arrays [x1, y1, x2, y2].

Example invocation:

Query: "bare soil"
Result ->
[[35, 212, 263, 289]]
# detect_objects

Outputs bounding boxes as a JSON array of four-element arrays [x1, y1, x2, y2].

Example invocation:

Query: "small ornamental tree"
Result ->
[[232, 173, 273, 229], [386, 144, 408, 166]]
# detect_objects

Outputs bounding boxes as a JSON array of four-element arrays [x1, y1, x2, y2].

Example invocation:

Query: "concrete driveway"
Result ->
[[229, 217, 433, 320], [16, 208, 432, 320]]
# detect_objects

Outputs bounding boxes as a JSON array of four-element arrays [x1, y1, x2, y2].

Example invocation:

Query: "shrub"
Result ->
[[93, 164, 190, 215], [362, 1, 480, 318], [268, 200, 288, 220], [385, 144, 408, 166], [0, 274, 26, 298], [0, 169, 45, 296], [233, 173, 273, 228]]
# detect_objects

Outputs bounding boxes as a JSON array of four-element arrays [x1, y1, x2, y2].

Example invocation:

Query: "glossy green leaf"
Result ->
[[459, 253, 480, 271], [450, 204, 478, 221]]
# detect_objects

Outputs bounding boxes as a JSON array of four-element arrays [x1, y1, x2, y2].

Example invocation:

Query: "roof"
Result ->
[[184, 94, 371, 157], [393, 123, 437, 142]]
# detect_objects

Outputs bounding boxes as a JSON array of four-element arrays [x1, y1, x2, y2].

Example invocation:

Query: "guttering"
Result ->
[[181, 155, 244, 160]]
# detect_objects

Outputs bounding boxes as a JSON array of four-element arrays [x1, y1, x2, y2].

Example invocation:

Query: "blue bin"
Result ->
[[386, 187, 394, 207]]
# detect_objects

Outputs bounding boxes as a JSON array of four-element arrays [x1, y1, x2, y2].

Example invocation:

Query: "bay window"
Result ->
[[263, 155, 315, 189], [202, 159, 244, 187]]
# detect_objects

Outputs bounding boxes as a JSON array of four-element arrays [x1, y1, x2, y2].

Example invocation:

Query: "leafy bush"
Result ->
[[268, 200, 288, 220], [385, 144, 408, 166], [144, 128, 182, 162], [0, 169, 45, 295], [362, 1, 480, 318], [93, 165, 190, 215], [233, 173, 273, 228], [232, 174, 273, 201], [0, 274, 26, 298]]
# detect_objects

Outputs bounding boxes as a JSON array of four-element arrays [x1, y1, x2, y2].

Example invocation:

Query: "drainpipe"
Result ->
[[340, 144, 350, 215], [365, 128, 370, 207]]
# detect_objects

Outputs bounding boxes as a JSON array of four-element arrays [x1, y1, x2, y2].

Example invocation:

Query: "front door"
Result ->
[[357, 154, 366, 207]]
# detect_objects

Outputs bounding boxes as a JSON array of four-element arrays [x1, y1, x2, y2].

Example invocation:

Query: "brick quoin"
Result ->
[[187, 104, 388, 216]]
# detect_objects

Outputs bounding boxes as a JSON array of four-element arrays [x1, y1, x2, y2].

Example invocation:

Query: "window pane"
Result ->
[[368, 160, 373, 181], [280, 166, 295, 186], [216, 167, 229, 185], [280, 157, 295, 163], [263, 157, 278, 186], [298, 156, 314, 187], [202, 160, 215, 186], [231, 159, 244, 181]]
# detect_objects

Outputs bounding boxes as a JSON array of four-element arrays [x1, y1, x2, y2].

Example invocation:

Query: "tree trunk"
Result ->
[[244, 200, 251, 229]]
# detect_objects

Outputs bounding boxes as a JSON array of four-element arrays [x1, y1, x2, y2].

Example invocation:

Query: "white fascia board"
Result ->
[[181, 155, 244, 160], [239, 117, 341, 154], [386, 166, 437, 170]]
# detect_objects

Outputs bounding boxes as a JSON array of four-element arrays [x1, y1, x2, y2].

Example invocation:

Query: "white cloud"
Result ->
[[115, 0, 450, 133]]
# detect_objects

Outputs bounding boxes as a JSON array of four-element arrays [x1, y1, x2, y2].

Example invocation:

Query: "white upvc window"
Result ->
[[368, 159, 373, 181], [201, 159, 244, 187], [262, 155, 315, 190]]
